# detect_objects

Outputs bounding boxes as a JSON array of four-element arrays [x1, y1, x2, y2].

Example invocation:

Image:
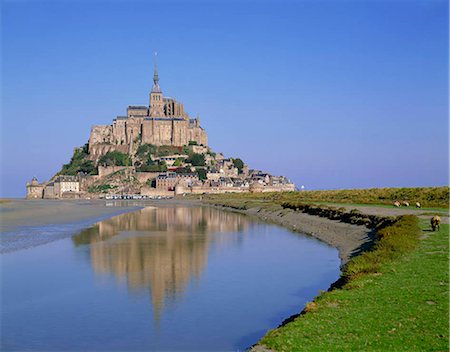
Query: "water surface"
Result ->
[[2, 205, 340, 351]]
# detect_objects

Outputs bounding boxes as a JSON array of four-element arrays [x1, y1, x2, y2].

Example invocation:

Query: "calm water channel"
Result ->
[[2, 205, 340, 351]]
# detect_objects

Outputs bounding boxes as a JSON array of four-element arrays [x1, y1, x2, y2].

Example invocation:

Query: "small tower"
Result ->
[[149, 53, 165, 117], [31, 176, 39, 186]]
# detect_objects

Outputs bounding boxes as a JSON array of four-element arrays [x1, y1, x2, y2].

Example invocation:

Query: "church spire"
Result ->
[[151, 52, 162, 93]]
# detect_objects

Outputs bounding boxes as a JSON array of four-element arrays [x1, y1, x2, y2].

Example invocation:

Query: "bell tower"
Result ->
[[150, 53, 165, 117]]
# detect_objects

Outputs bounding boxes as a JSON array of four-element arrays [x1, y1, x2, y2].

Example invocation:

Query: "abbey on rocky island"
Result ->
[[26, 62, 295, 199], [88, 64, 208, 161]]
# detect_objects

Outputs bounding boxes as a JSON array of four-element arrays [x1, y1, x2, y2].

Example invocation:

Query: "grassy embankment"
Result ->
[[197, 188, 448, 350], [258, 219, 448, 351], [200, 186, 449, 211]]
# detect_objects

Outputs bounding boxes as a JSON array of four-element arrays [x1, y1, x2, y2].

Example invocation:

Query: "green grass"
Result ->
[[258, 220, 449, 351], [309, 201, 449, 214], [195, 187, 449, 209]]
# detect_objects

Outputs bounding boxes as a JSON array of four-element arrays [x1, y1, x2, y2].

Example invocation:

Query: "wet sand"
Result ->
[[1, 199, 142, 231], [0, 199, 143, 253]]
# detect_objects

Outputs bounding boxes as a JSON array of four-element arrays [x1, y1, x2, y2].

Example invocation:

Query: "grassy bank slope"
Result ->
[[201, 187, 449, 209], [258, 220, 449, 351]]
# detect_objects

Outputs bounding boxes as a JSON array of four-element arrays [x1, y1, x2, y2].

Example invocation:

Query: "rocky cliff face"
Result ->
[[88, 117, 207, 163]]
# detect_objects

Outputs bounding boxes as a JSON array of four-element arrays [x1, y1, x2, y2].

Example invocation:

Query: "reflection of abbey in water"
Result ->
[[73, 207, 250, 320]]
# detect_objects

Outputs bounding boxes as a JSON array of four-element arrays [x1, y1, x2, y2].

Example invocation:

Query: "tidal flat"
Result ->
[[0, 199, 141, 253], [1, 201, 340, 351]]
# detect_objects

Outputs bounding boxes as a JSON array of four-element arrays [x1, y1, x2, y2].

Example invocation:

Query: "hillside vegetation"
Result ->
[[59, 144, 97, 176], [201, 187, 449, 209]]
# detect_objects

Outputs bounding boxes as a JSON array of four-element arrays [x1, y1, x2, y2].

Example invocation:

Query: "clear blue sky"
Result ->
[[1, 0, 448, 198]]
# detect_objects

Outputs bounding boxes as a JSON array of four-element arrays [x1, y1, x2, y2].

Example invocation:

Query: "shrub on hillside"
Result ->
[[173, 157, 184, 166], [136, 144, 157, 158], [186, 153, 205, 166], [59, 144, 98, 175], [98, 151, 131, 167], [137, 160, 167, 172], [157, 145, 182, 157]]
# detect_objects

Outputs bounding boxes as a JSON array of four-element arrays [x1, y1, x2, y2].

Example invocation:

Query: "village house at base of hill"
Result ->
[[26, 65, 295, 199]]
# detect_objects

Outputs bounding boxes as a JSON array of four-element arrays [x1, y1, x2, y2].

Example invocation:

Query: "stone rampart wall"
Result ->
[[135, 172, 160, 183], [262, 184, 296, 192], [79, 175, 100, 192], [140, 187, 175, 197], [43, 185, 56, 199], [61, 191, 84, 199]]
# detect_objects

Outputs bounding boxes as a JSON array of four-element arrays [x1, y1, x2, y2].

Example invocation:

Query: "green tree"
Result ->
[[81, 143, 89, 154], [188, 140, 198, 146], [233, 158, 244, 173], [187, 153, 205, 166], [137, 160, 167, 172], [158, 161, 168, 172], [79, 160, 97, 175], [196, 168, 207, 180], [59, 144, 97, 175], [182, 145, 191, 154], [173, 157, 184, 167], [136, 144, 157, 158], [98, 151, 131, 167]]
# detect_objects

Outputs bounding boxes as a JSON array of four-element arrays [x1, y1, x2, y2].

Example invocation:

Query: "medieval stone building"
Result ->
[[26, 175, 81, 199], [26, 177, 44, 199], [88, 65, 208, 161]]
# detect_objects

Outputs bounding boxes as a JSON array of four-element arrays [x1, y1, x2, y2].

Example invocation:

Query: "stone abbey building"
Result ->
[[88, 65, 208, 160]]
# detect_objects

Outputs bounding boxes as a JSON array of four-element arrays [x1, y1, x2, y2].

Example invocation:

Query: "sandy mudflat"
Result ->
[[0, 198, 205, 253], [0, 199, 142, 231], [0, 199, 143, 253]]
